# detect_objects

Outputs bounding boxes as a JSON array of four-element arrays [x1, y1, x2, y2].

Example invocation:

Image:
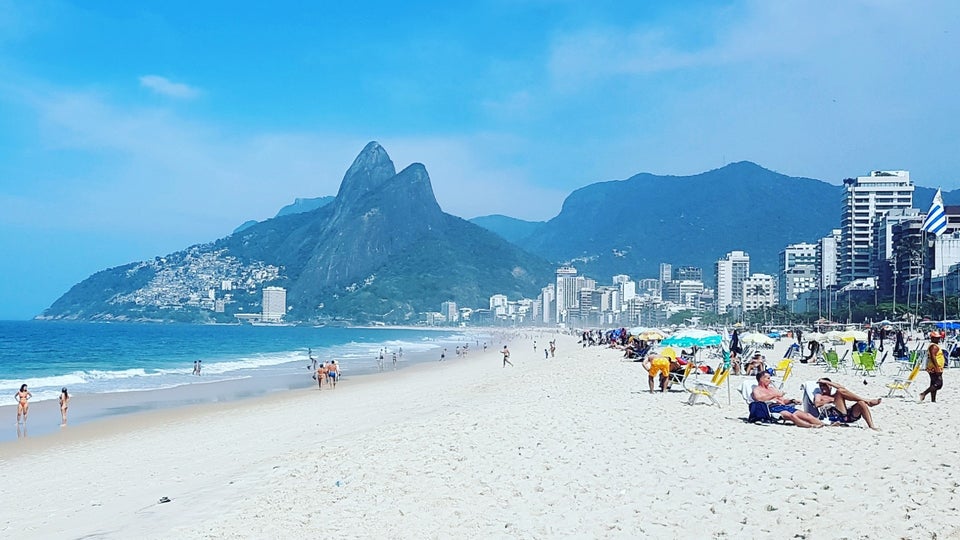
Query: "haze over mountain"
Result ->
[[41, 143, 554, 323]]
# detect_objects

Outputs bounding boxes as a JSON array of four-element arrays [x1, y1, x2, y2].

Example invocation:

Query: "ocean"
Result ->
[[0, 321, 479, 405]]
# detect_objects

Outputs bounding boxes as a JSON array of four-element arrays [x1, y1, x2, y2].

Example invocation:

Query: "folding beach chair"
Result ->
[[668, 359, 695, 391], [859, 351, 878, 376], [823, 349, 846, 374], [685, 367, 731, 407], [800, 381, 861, 427], [886, 362, 922, 398], [739, 379, 782, 424]]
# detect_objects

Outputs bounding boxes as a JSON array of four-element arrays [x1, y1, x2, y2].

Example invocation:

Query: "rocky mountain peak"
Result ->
[[335, 141, 397, 204]]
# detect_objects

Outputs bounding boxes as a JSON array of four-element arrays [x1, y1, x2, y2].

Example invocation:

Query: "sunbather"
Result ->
[[752, 371, 823, 428], [745, 353, 766, 376], [815, 378, 881, 430]]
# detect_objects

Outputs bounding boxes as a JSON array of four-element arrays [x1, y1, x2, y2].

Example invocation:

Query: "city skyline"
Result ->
[[3, 2, 960, 319]]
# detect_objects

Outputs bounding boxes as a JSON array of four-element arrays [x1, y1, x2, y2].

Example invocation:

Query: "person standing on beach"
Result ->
[[15, 384, 31, 425], [921, 332, 946, 403], [59, 388, 70, 426], [193, 360, 199, 375], [392, 351, 397, 369], [316, 363, 327, 390], [549, 341, 556, 358], [501, 346, 513, 367], [326, 360, 340, 388], [440, 348, 446, 361]]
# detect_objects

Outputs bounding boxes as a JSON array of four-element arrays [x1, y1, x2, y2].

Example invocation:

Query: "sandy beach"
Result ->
[[2, 331, 959, 539]]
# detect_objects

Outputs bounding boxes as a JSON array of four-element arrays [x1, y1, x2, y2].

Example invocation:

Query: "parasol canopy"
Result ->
[[661, 329, 723, 348]]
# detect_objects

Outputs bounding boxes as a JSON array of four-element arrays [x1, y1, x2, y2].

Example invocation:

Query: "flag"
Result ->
[[921, 188, 947, 235]]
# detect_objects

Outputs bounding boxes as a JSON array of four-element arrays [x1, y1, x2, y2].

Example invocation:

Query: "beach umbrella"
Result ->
[[838, 330, 868, 342], [740, 332, 775, 345], [661, 329, 722, 348], [825, 330, 845, 342], [805, 331, 827, 341]]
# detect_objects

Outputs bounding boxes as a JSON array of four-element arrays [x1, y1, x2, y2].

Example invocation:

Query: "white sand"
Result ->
[[2, 332, 959, 539]]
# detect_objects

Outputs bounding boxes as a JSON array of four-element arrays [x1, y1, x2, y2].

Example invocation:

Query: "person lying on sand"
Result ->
[[815, 378, 881, 430], [752, 372, 823, 428]]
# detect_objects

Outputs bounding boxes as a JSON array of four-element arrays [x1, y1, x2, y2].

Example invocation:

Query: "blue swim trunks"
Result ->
[[769, 404, 797, 414]]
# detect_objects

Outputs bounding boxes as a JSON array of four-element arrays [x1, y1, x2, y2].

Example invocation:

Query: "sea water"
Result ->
[[0, 321, 477, 404]]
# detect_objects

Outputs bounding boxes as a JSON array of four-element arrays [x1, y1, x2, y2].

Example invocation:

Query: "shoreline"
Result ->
[[0, 328, 506, 444]]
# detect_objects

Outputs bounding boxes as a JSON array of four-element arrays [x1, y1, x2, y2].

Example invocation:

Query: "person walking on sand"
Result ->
[[549, 341, 556, 358], [921, 331, 946, 403], [392, 351, 397, 369], [15, 384, 31, 425], [501, 346, 513, 367], [193, 360, 199, 376], [326, 360, 340, 388], [440, 348, 446, 362], [59, 387, 70, 426], [316, 363, 327, 390]]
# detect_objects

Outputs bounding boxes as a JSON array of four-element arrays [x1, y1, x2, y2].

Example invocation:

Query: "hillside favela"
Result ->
[[3, 3, 960, 539]]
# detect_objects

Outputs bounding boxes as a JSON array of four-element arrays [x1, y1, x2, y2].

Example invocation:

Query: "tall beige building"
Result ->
[[262, 286, 287, 322]]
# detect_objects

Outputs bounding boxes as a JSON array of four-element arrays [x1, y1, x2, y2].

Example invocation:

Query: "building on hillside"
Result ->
[[779, 242, 818, 306], [261, 286, 286, 322], [742, 274, 777, 311], [715, 250, 750, 314], [839, 170, 914, 286]]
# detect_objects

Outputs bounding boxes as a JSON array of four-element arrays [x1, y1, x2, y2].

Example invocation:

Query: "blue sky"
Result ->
[[1, 0, 959, 319]]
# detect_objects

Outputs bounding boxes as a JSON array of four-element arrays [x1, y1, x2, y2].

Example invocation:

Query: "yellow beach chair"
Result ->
[[886, 362, 922, 398], [685, 367, 731, 407]]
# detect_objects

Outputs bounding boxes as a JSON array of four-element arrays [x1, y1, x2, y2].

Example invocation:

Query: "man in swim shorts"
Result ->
[[326, 360, 339, 387], [752, 371, 823, 428], [642, 354, 670, 392]]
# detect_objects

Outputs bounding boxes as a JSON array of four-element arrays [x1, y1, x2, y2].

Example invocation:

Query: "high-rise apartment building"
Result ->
[[489, 294, 508, 316], [440, 301, 458, 323], [742, 274, 777, 311], [261, 286, 286, 322], [839, 170, 914, 285], [659, 263, 672, 285], [715, 251, 750, 314], [818, 229, 842, 289], [779, 243, 818, 305], [555, 266, 578, 323], [673, 266, 702, 281]]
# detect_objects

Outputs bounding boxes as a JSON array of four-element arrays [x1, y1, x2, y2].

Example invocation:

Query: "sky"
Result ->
[[1, 0, 959, 320]]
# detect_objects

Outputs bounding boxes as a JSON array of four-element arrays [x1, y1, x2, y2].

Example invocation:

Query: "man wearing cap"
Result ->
[[921, 332, 946, 403]]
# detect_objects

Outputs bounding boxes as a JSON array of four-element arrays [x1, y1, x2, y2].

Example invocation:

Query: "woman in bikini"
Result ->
[[15, 384, 32, 425], [59, 387, 70, 426]]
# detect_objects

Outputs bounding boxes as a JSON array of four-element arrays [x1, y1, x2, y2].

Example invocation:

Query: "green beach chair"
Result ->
[[859, 350, 877, 376], [824, 349, 846, 374]]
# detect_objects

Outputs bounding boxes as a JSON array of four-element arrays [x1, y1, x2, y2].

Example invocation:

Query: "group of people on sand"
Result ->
[[14, 384, 70, 428], [751, 371, 882, 430], [308, 350, 340, 391]]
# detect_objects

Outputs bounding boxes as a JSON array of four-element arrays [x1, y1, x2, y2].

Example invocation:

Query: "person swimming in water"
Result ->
[[59, 387, 70, 426], [15, 384, 32, 425]]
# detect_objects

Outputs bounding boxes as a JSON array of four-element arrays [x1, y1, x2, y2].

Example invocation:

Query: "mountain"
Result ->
[[514, 161, 843, 281], [468, 215, 544, 244], [275, 196, 335, 217], [40, 142, 555, 323], [232, 196, 336, 234]]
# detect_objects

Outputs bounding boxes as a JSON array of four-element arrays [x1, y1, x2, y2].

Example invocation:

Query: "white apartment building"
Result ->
[[715, 250, 750, 314], [539, 284, 555, 324], [818, 229, 842, 289], [555, 266, 578, 323], [742, 274, 777, 311], [489, 294, 508, 316], [839, 170, 914, 285], [261, 286, 286, 322], [779, 242, 818, 304]]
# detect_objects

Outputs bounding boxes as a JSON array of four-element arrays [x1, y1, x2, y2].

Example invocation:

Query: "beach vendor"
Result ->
[[921, 332, 946, 403]]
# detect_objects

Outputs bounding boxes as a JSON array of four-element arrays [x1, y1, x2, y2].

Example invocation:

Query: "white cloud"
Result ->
[[138, 75, 201, 99]]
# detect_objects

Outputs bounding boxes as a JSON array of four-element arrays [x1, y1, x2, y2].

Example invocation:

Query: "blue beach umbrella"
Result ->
[[661, 329, 722, 348]]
